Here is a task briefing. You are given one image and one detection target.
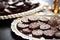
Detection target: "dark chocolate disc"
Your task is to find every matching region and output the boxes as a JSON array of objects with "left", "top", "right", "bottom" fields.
[
  {"left": 17, "top": 23, "right": 29, "bottom": 29},
  {"left": 48, "top": 19, "right": 58, "bottom": 27},
  {"left": 28, "top": 16, "right": 38, "bottom": 22},
  {"left": 43, "top": 30, "right": 56, "bottom": 39},
  {"left": 32, "top": 30, "right": 43, "bottom": 38},
  {"left": 29, "top": 22, "right": 39, "bottom": 29},
  {"left": 57, "top": 19, "right": 60, "bottom": 25},
  {"left": 22, "top": 28, "right": 32, "bottom": 34},
  {"left": 40, "top": 24, "right": 51, "bottom": 30},
  {"left": 21, "top": 17, "right": 29, "bottom": 24},
  {"left": 55, "top": 32, "right": 60, "bottom": 38},
  {"left": 38, "top": 17, "right": 49, "bottom": 23}
]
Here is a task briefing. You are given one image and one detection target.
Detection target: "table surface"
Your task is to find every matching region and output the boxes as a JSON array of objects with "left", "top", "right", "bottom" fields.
[{"left": 0, "top": 0, "right": 60, "bottom": 40}]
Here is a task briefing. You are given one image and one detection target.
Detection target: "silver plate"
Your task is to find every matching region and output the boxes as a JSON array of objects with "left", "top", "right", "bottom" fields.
[{"left": 11, "top": 12, "right": 60, "bottom": 40}]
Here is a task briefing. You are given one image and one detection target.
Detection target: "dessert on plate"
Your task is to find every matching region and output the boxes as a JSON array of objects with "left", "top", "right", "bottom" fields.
[
  {"left": 11, "top": 15, "right": 60, "bottom": 39},
  {"left": 0, "top": 0, "right": 39, "bottom": 15}
]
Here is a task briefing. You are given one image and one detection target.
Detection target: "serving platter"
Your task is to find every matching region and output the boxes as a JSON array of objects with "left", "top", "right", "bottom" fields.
[
  {"left": 11, "top": 12, "right": 60, "bottom": 40},
  {"left": 0, "top": 0, "right": 48, "bottom": 20}
]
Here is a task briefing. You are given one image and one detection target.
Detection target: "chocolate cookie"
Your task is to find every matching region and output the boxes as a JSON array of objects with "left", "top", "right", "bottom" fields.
[
  {"left": 40, "top": 24, "right": 51, "bottom": 30},
  {"left": 0, "top": 0, "right": 39, "bottom": 15},
  {"left": 57, "top": 19, "right": 60, "bottom": 25},
  {"left": 51, "top": 27, "right": 58, "bottom": 31},
  {"left": 55, "top": 32, "right": 60, "bottom": 38},
  {"left": 38, "top": 17, "right": 49, "bottom": 23},
  {"left": 56, "top": 25, "right": 60, "bottom": 31},
  {"left": 15, "top": 2, "right": 24, "bottom": 7},
  {"left": 43, "top": 30, "right": 56, "bottom": 39},
  {"left": 22, "top": 28, "right": 32, "bottom": 34},
  {"left": 37, "top": 21, "right": 46, "bottom": 26},
  {"left": 17, "top": 23, "right": 29, "bottom": 29},
  {"left": 21, "top": 17, "right": 29, "bottom": 24},
  {"left": 32, "top": 30, "right": 43, "bottom": 38},
  {"left": 28, "top": 16, "right": 38, "bottom": 22},
  {"left": 29, "top": 22, "right": 39, "bottom": 29},
  {"left": 48, "top": 19, "right": 58, "bottom": 27}
]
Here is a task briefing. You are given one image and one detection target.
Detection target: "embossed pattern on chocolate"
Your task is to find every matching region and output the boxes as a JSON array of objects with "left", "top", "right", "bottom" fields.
[{"left": 32, "top": 30, "right": 43, "bottom": 38}]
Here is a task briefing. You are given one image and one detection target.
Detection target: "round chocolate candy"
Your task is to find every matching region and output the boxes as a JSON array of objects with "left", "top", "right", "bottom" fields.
[
  {"left": 55, "top": 32, "right": 60, "bottom": 38},
  {"left": 40, "top": 24, "right": 51, "bottom": 30},
  {"left": 29, "top": 22, "right": 39, "bottom": 29},
  {"left": 21, "top": 17, "right": 29, "bottom": 24},
  {"left": 17, "top": 23, "right": 29, "bottom": 29},
  {"left": 48, "top": 19, "right": 58, "bottom": 27},
  {"left": 15, "top": 2, "right": 24, "bottom": 7},
  {"left": 32, "top": 30, "right": 43, "bottom": 38},
  {"left": 57, "top": 19, "right": 60, "bottom": 25},
  {"left": 51, "top": 27, "right": 58, "bottom": 31},
  {"left": 37, "top": 21, "right": 46, "bottom": 26},
  {"left": 43, "top": 30, "right": 56, "bottom": 39},
  {"left": 28, "top": 16, "right": 38, "bottom": 22},
  {"left": 38, "top": 17, "right": 49, "bottom": 23},
  {"left": 56, "top": 25, "right": 60, "bottom": 31},
  {"left": 0, "top": 1, "right": 6, "bottom": 12},
  {"left": 22, "top": 28, "right": 32, "bottom": 34}
]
